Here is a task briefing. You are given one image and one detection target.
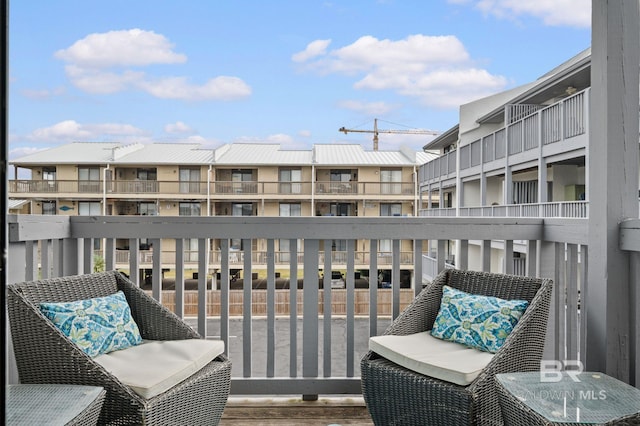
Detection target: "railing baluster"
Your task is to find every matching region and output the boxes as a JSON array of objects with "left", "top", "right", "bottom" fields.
[
  {"left": 242, "top": 239, "right": 252, "bottom": 378},
  {"left": 267, "top": 239, "right": 276, "bottom": 378},
  {"left": 323, "top": 239, "right": 332, "bottom": 378},
  {"left": 152, "top": 238, "right": 162, "bottom": 302},
  {"left": 220, "top": 239, "right": 230, "bottom": 356},
  {"left": 129, "top": 238, "right": 140, "bottom": 286},
  {"left": 82, "top": 238, "right": 92, "bottom": 275},
  {"left": 392, "top": 239, "right": 401, "bottom": 319},
  {"left": 346, "top": 239, "right": 355, "bottom": 377},
  {"left": 303, "top": 239, "right": 320, "bottom": 400},
  {"left": 566, "top": 244, "right": 579, "bottom": 361},
  {"left": 289, "top": 239, "right": 298, "bottom": 377},
  {"left": 414, "top": 239, "right": 423, "bottom": 296},
  {"left": 369, "top": 239, "right": 378, "bottom": 337},
  {"left": 175, "top": 238, "right": 184, "bottom": 319}
]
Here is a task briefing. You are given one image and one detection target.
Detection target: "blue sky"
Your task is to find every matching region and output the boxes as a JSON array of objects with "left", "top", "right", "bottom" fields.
[{"left": 8, "top": 0, "right": 591, "bottom": 159}]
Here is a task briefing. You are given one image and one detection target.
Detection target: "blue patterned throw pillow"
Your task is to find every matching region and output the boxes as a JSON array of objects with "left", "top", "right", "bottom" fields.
[
  {"left": 40, "top": 291, "right": 142, "bottom": 357},
  {"left": 431, "top": 285, "right": 529, "bottom": 353}
]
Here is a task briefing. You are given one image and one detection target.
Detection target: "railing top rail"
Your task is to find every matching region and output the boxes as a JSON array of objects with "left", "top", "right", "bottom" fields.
[{"left": 8, "top": 214, "right": 588, "bottom": 245}]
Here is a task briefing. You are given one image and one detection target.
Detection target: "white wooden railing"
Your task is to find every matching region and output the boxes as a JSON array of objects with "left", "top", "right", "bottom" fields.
[
  {"left": 7, "top": 215, "right": 639, "bottom": 395},
  {"left": 420, "top": 201, "right": 589, "bottom": 218}
]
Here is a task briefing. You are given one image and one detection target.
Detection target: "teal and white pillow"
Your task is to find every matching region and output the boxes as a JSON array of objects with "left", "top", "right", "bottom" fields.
[
  {"left": 40, "top": 291, "right": 142, "bottom": 357},
  {"left": 430, "top": 285, "right": 529, "bottom": 353}
]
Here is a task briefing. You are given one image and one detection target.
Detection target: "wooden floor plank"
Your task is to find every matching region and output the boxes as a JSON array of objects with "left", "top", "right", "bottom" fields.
[{"left": 220, "top": 397, "right": 374, "bottom": 426}]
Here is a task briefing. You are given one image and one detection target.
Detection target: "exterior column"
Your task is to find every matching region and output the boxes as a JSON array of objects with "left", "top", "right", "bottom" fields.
[
  {"left": 504, "top": 166, "right": 513, "bottom": 205},
  {"left": 587, "top": 0, "right": 639, "bottom": 382}
]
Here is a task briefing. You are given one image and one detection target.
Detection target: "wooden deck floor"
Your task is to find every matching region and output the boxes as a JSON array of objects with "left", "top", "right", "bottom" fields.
[{"left": 220, "top": 397, "right": 374, "bottom": 426}]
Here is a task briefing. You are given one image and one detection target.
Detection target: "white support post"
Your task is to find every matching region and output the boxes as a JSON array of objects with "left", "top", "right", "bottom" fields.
[{"left": 587, "top": 0, "right": 639, "bottom": 382}]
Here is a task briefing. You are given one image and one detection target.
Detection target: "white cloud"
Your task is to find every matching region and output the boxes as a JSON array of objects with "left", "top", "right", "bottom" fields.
[
  {"left": 54, "top": 29, "right": 187, "bottom": 68},
  {"left": 27, "top": 120, "right": 148, "bottom": 142},
  {"left": 164, "top": 121, "right": 195, "bottom": 134},
  {"left": 337, "top": 100, "right": 395, "bottom": 116},
  {"left": 295, "top": 34, "right": 507, "bottom": 108},
  {"left": 55, "top": 29, "right": 252, "bottom": 101},
  {"left": 139, "top": 76, "right": 251, "bottom": 100},
  {"left": 64, "top": 65, "right": 144, "bottom": 94},
  {"left": 463, "top": 0, "right": 591, "bottom": 28},
  {"left": 266, "top": 133, "right": 296, "bottom": 145},
  {"left": 292, "top": 39, "right": 332, "bottom": 62},
  {"left": 298, "top": 130, "right": 312, "bottom": 138},
  {"left": 21, "top": 86, "right": 66, "bottom": 99}
]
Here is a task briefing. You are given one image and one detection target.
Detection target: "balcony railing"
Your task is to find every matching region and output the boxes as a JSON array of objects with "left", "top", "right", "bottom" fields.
[
  {"left": 7, "top": 214, "right": 640, "bottom": 396},
  {"left": 8, "top": 180, "right": 417, "bottom": 198},
  {"left": 419, "top": 89, "right": 589, "bottom": 184},
  {"left": 420, "top": 201, "right": 589, "bottom": 218},
  {"left": 112, "top": 248, "right": 416, "bottom": 269}
]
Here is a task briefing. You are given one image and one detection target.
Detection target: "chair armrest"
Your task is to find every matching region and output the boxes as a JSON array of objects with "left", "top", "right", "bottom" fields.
[{"left": 114, "top": 272, "right": 200, "bottom": 340}]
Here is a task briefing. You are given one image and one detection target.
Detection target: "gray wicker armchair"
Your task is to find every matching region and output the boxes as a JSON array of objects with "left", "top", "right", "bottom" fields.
[
  {"left": 361, "top": 269, "right": 553, "bottom": 426},
  {"left": 7, "top": 270, "right": 232, "bottom": 425}
]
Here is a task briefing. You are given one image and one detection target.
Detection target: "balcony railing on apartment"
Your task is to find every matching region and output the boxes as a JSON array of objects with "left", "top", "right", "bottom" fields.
[
  {"left": 419, "top": 88, "right": 589, "bottom": 184},
  {"left": 111, "top": 249, "right": 415, "bottom": 269},
  {"left": 420, "top": 201, "right": 589, "bottom": 218},
  {"left": 8, "top": 180, "right": 417, "bottom": 198},
  {"left": 9, "top": 214, "right": 639, "bottom": 395}
]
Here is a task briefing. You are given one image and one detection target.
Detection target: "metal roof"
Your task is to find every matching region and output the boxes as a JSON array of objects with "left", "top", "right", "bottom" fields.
[
  {"left": 313, "top": 144, "right": 435, "bottom": 166},
  {"left": 115, "top": 143, "right": 213, "bottom": 164},
  {"left": 213, "top": 143, "right": 312, "bottom": 165},
  {"left": 10, "top": 141, "right": 434, "bottom": 167},
  {"left": 10, "top": 142, "right": 122, "bottom": 165}
]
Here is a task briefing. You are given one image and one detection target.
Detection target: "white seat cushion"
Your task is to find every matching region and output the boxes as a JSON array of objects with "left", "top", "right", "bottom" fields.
[
  {"left": 369, "top": 331, "right": 494, "bottom": 386},
  {"left": 94, "top": 339, "right": 225, "bottom": 399}
]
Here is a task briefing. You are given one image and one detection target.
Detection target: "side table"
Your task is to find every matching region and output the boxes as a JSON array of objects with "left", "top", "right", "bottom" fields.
[
  {"left": 495, "top": 372, "right": 640, "bottom": 425},
  {"left": 6, "top": 384, "right": 106, "bottom": 426}
]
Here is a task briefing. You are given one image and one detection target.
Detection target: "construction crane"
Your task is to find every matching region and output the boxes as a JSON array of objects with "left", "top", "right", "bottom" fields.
[{"left": 339, "top": 118, "right": 439, "bottom": 151}]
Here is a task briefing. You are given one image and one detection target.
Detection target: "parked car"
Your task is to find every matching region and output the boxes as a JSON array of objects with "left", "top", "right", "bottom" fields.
[{"left": 330, "top": 271, "right": 346, "bottom": 289}]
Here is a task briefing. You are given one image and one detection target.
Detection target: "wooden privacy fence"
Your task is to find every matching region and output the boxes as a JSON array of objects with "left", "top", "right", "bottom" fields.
[{"left": 153, "top": 288, "right": 415, "bottom": 317}]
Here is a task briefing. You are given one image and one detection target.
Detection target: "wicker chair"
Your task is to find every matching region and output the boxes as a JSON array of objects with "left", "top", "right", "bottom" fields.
[
  {"left": 7, "top": 270, "right": 232, "bottom": 425},
  {"left": 361, "top": 269, "right": 553, "bottom": 426}
]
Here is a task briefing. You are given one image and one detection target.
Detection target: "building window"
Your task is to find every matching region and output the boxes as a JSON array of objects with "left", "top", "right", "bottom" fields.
[
  {"left": 380, "top": 169, "right": 401, "bottom": 194},
  {"left": 137, "top": 168, "right": 157, "bottom": 180},
  {"left": 42, "top": 200, "right": 56, "bottom": 215},
  {"left": 330, "top": 203, "right": 352, "bottom": 216},
  {"left": 138, "top": 202, "right": 157, "bottom": 216},
  {"left": 380, "top": 203, "right": 402, "bottom": 216},
  {"left": 78, "top": 202, "right": 101, "bottom": 216},
  {"left": 78, "top": 167, "right": 100, "bottom": 192},
  {"left": 231, "top": 169, "right": 255, "bottom": 193},
  {"left": 279, "top": 169, "right": 302, "bottom": 194},
  {"left": 330, "top": 169, "right": 353, "bottom": 193},
  {"left": 279, "top": 203, "right": 301, "bottom": 217},
  {"left": 179, "top": 202, "right": 201, "bottom": 216},
  {"left": 179, "top": 168, "right": 201, "bottom": 194},
  {"left": 41, "top": 167, "right": 57, "bottom": 192},
  {"left": 42, "top": 167, "right": 56, "bottom": 181}
]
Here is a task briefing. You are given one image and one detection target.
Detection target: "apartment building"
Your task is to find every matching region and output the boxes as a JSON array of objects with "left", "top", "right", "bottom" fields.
[
  {"left": 417, "top": 47, "right": 640, "bottom": 276},
  {"left": 9, "top": 142, "right": 436, "bottom": 286}
]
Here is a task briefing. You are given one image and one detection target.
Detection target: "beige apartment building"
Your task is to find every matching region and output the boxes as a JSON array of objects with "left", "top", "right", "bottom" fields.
[{"left": 9, "top": 142, "right": 436, "bottom": 286}]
